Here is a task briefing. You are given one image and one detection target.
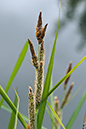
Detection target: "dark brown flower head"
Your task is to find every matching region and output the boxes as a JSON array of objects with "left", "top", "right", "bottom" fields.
[
  {"left": 28, "top": 39, "right": 35, "bottom": 57},
  {"left": 35, "top": 11, "right": 48, "bottom": 44}
]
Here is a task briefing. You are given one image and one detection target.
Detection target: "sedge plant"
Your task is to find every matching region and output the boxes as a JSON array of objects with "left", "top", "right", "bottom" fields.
[{"left": 0, "top": 1, "right": 86, "bottom": 129}]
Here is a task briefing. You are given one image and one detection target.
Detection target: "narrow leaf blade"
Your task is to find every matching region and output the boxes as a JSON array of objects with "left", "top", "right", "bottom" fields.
[
  {"left": 0, "top": 40, "right": 29, "bottom": 107},
  {"left": 14, "top": 89, "right": 20, "bottom": 129},
  {"left": 8, "top": 89, "right": 18, "bottom": 129},
  {"left": 47, "top": 101, "right": 66, "bottom": 129},
  {"left": 50, "top": 78, "right": 54, "bottom": 129},
  {"left": 1, "top": 104, "right": 29, "bottom": 122},
  {"left": 48, "top": 56, "right": 86, "bottom": 97},
  {"left": 66, "top": 90, "right": 86, "bottom": 129},
  {"left": 0, "top": 85, "right": 27, "bottom": 128}
]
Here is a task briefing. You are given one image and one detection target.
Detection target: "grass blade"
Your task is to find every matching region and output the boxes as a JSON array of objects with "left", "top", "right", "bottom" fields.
[
  {"left": 48, "top": 56, "right": 86, "bottom": 97},
  {"left": 1, "top": 104, "right": 29, "bottom": 122},
  {"left": 46, "top": 106, "right": 55, "bottom": 126},
  {"left": 0, "top": 40, "right": 29, "bottom": 107},
  {"left": 0, "top": 85, "right": 27, "bottom": 128},
  {"left": 1, "top": 103, "right": 48, "bottom": 129},
  {"left": 14, "top": 89, "right": 20, "bottom": 129},
  {"left": 47, "top": 101, "right": 66, "bottom": 129},
  {"left": 37, "top": 1, "right": 61, "bottom": 129},
  {"left": 50, "top": 78, "right": 54, "bottom": 129},
  {"left": 8, "top": 89, "right": 18, "bottom": 129},
  {"left": 66, "top": 90, "right": 86, "bottom": 129}
]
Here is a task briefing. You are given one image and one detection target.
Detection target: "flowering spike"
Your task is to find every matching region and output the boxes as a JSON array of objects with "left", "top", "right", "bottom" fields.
[
  {"left": 28, "top": 39, "right": 38, "bottom": 69},
  {"left": 61, "top": 82, "right": 74, "bottom": 109},
  {"left": 41, "top": 23, "right": 48, "bottom": 41},
  {"left": 28, "top": 86, "right": 35, "bottom": 129},
  {"left": 28, "top": 39, "right": 35, "bottom": 57},
  {"left": 35, "top": 61, "right": 44, "bottom": 107},
  {"left": 64, "top": 61, "right": 72, "bottom": 89},
  {"left": 36, "top": 11, "right": 42, "bottom": 31}
]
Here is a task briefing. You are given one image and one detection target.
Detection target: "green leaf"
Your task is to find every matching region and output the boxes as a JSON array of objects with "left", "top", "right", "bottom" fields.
[
  {"left": 46, "top": 106, "right": 55, "bottom": 126},
  {"left": 1, "top": 103, "right": 48, "bottom": 129},
  {"left": 14, "top": 89, "right": 20, "bottom": 129},
  {"left": 0, "top": 85, "right": 27, "bottom": 128},
  {"left": 37, "top": 1, "right": 61, "bottom": 129},
  {"left": 47, "top": 101, "right": 66, "bottom": 129},
  {"left": 66, "top": 90, "right": 86, "bottom": 129},
  {"left": 0, "top": 40, "right": 29, "bottom": 107},
  {"left": 1, "top": 104, "right": 29, "bottom": 122},
  {"left": 8, "top": 89, "right": 18, "bottom": 129},
  {"left": 48, "top": 56, "right": 86, "bottom": 97},
  {"left": 50, "top": 78, "right": 54, "bottom": 129}
]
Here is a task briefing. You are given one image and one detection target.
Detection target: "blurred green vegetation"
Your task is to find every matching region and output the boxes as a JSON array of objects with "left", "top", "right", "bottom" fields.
[{"left": 55, "top": 0, "right": 86, "bottom": 50}]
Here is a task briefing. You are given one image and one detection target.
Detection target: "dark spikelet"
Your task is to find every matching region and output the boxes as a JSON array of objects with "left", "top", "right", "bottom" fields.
[
  {"left": 32, "top": 56, "right": 38, "bottom": 69},
  {"left": 28, "top": 39, "right": 35, "bottom": 57},
  {"left": 28, "top": 39, "right": 38, "bottom": 69},
  {"left": 41, "top": 23, "right": 48, "bottom": 40},
  {"left": 64, "top": 61, "right": 72, "bottom": 89},
  {"left": 35, "top": 11, "right": 48, "bottom": 44},
  {"left": 36, "top": 11, "right": 42, "bottom": 31},
  {"left": 61, "top": 82, "right": 74, "bottom": 109}
]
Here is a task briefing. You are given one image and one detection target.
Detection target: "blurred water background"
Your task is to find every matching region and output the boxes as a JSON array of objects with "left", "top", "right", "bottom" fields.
[{"left": 0, "top": 0, "right": 86, "bottom": 129}]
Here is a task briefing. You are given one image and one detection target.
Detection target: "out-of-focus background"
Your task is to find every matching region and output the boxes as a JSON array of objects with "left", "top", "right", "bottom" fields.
[{"left": 0, "top": 0, "right": 86, "bottom": 129}]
